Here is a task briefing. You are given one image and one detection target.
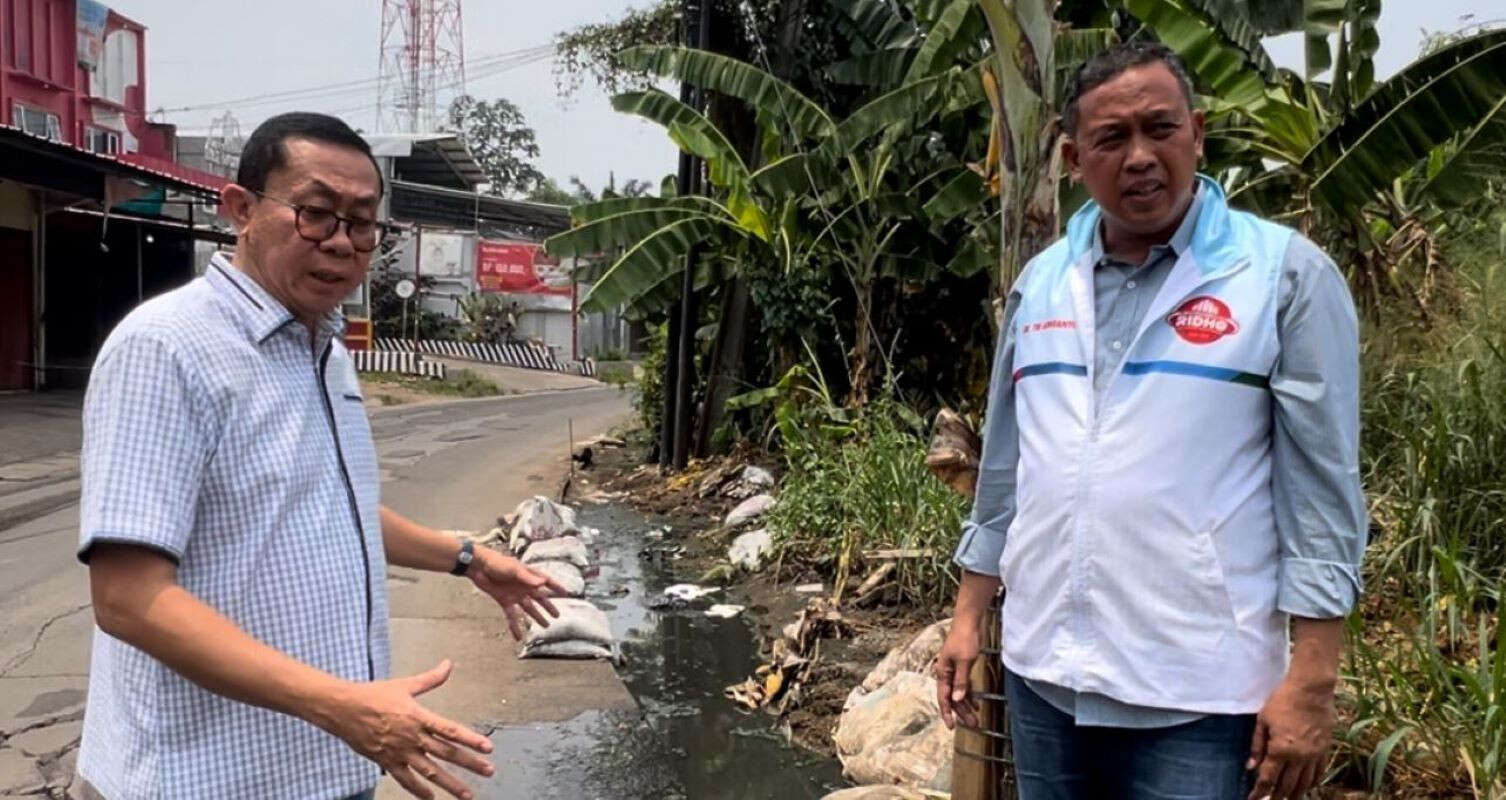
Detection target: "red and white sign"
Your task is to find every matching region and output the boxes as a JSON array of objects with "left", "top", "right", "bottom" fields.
[
  {"left": 475, "top": 240, "right": 570, "bottom": 295},
  {"left": 1167, "top": 296, "right": 1239, "bottom": 344}
]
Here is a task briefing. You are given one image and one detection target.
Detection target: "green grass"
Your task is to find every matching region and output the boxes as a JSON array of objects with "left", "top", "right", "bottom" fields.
[
  {"left": 362, "top": 368, "right": 504, "bottom": 399},
  {"left": 768, "top": 397, "right": 968, "bottom": 609},
  {"left": 597, "top": 362, "right": 637, "bottom": 388}
]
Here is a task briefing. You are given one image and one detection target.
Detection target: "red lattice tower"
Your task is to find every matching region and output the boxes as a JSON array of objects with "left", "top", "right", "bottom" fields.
[{"left": 377, "top": 0, "right": 465, "bottom": 133}]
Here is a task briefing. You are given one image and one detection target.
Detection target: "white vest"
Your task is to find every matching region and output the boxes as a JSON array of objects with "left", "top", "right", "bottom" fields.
[{"left": 1001, "top": 177, "right": 1292, "bottom": 713}]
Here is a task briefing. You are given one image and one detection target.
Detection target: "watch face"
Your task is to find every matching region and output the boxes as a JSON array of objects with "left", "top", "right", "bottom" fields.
[{"left": 459, "top": 550, "right": 474, "bottom": 564}]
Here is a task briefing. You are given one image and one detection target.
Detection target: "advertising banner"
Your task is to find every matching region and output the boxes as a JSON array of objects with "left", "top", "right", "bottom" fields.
[{"left": 476, "top": 239, "right": 570, "bottom": 295}]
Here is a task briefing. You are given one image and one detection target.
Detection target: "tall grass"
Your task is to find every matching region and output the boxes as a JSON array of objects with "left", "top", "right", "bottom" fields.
[
  {"left": 768, "top": 397, "right": 968, "bottom": 608},
  {"left": 1338, "top": 226, "right": 1506, "bottom": 797}
]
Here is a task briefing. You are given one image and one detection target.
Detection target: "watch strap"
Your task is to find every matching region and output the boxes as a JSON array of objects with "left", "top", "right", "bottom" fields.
[{"left": 449, "top": 538, "right": 475, "bottom": 576}]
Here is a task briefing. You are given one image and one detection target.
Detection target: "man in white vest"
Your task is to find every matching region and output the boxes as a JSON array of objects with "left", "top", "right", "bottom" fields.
[{"left": 935, "top": 43, "right": 1365, "bottom": 800}]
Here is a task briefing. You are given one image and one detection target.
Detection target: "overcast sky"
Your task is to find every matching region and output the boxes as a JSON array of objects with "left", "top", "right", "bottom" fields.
[{"left": 112, "top": 0, "right": 1494, "bottom": 196}]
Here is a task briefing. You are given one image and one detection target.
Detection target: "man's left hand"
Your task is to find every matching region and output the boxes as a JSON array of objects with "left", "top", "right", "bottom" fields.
[
  {"left": 467, "top": 549, "right": 566, "bottom": 640},
  {"left": 1246, "top": 674, "right": 1336, "bottom": 800}
]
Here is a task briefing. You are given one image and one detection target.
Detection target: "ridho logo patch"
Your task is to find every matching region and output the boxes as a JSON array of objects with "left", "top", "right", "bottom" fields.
[{"left": 1167, "top": 296, "right": 1239, "bottom": 344}]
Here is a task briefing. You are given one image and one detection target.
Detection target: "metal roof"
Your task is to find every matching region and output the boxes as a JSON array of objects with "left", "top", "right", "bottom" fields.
[
  {"left": 364, "top": 133, "right": 486, "bottom": 191},
  {"left": 388, "top": 179, "right": 569, "bottom": 236},
  {"left": 0, "top": 124, "right": 226, "bottom": 198}
]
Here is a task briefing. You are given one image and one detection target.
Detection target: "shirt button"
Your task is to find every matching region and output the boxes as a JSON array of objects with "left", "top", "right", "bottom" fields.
[
  {"left": 1126, "top": 280, "right": 1137, "bottom": 289},
  {"left": 1111, "top": 340, "right": 1123, "bottom": 351}
]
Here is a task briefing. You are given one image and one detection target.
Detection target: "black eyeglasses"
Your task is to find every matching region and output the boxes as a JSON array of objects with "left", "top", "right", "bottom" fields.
[{"left": 253, "top": 191, "right": 390, "bottom": 253}]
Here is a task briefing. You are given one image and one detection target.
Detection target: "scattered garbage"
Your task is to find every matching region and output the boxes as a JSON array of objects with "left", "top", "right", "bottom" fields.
[
  {"left": 519, "top": 598, "right": 618, "bottom": 661},
  {"left": 530, "top": 560, "right": 586, "bottom": 598},
  {"left": 724, "top": 597, "right": 851, "bottom": 714},
  {"left": 741, "top": 465, "right": 775, "bottom": 488},
  {"left": 705, "top": 604, "right": 745, "bottom": 619},
  {"left": 795, "top": 583, "right": 825, "bottom": 594},
  {"left": 581, "top": 435, "right": 627, "bottom": 449},
  {"left": 644, "top": 524, "right": 671, "bottom": 541},
  {"left": 724, "top": 493, "right": 776, "bottom": 528},
  {"left": 835, "top": 670, "right": 952, "bottom": 790},
  {"left": 520, "top": 535, "right": 590, "bottom": 569},
  {"left": 724, "top": 643, "right": 809, "bottom": 712},
  {"left": 580, "top": 489, "right": 629, "bottom": 505},
  {"left": 664, "top": 583, "right": 722, "bottom": 602},
  {"left": 728, "top": 528, "right": 773, "bottom": 570}
]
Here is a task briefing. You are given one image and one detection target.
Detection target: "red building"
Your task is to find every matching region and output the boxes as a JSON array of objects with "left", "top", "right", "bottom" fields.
[{"left": 0, "top": 0, "right": 227, "bottom": 391}]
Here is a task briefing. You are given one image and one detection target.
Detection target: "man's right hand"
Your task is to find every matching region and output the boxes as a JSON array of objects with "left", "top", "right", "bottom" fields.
[
  {"left": 316, "top": 660, "right": 494, "bottom": 800},
  {"left": 935, "top": 621, "right": 982, "bottom": 730}
]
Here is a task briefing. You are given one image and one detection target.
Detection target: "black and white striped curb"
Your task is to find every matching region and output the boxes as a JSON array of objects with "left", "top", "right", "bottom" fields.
[
  {"left": 350, "top": 350, "right": 447, "bottom": 380},
  {"left": 372, "top": 338, "right": 597, "bottom": 377}
]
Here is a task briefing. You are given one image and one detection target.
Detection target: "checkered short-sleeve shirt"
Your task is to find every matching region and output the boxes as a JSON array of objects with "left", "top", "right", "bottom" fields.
[{"left": 77, "top": 253, "right": 390, "bottom": 799}]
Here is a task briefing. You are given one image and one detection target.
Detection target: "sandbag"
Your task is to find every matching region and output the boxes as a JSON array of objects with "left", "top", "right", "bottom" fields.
[
  {"left": 521, "top": 536, "right": 589, "bottom": 569},
  {"left": 835, "top": 670, "right": 952, "bottom": 790},
  {"left": 524, "top": 640, "right": 615, "bottom": 660},
  {"left": 725, "top": 494, "right": 775, "bottom": 528},
  {"left": 519, "top": 599, "right": 616, "bottom": 661},
  {"left": 728, "top": 528, "right": 772, "bottom": 570},
  {"left": 821, "top": 788, "right": 931, "bottom": 800},
  {"left": 861, "top": 619, "right": 951, "bottom": 694},
  {"left": 530, "top": 560, "right": 586, "bottom": 598},
  {"left": 508, "top": 496, "right": 581, "bottom": 553}
]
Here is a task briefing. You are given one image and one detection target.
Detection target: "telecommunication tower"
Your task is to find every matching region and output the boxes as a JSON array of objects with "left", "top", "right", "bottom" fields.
[{"left": 376, "top": 0, "right": 466, "bottom": 133}]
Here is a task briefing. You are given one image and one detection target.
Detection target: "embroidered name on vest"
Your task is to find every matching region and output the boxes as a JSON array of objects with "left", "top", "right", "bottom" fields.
[
  {"left": 1023, "top": 319, "right": 1077, "bottom": 334},
  {"left": 1167, "top": 296, "right": 1239, "bottom": 344}
]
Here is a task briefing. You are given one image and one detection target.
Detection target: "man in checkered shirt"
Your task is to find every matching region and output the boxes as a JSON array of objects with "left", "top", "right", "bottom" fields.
[{"left": 76, "top": 112, "right": 566, "bottom": 800}]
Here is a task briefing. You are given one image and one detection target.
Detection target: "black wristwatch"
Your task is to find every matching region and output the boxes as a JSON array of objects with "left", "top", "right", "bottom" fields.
[{"left": 450, "top": 538, "right": 475, "bottom": 576}]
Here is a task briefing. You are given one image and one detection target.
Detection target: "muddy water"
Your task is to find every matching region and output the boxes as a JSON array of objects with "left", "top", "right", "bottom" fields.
[{"left": 478, "top": 503, "right": 846, "bottom": 799}]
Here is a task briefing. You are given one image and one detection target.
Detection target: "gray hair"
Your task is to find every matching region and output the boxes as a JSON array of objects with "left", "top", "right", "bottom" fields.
[{"left": 1062, "top": 41, "right": 1196, "bottom": 137}]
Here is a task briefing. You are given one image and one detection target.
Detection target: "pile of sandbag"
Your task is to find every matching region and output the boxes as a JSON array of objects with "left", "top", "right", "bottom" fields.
[
  {"left": 492, "top": 496, "right": 619, "bottom": 663},
  {"left": 833, "top": 620, "right": 954, "bottom": 792}
]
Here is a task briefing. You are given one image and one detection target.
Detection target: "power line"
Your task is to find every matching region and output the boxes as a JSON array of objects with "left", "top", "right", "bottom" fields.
[
  {"left": 153, "top": 44, "right": 552, "bottom": 116},
  {"left": 320, "top": 49, "right": 553, "bottom": 119}
]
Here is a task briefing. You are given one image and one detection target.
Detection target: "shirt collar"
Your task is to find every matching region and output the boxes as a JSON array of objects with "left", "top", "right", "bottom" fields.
[
  {"left": 1092, "top": 184, "right": 1205, "bottom": 267},
  {"left": 205, "top": 252, "right": 346, "bottom": 344}
]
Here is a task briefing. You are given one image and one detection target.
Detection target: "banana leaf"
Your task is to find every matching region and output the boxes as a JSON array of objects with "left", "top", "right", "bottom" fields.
[
  {"left": 580, "top": 216, "right": 731, "bottom": 313},
  {"left": 546, "top": 205, "right": 729, "bottom": 259},
  {"left": 1306, "top": 31, "right": 1506, "bottom": 212},
  {"left": 616, "top": 46, "right": 836, "bottom": 140}
]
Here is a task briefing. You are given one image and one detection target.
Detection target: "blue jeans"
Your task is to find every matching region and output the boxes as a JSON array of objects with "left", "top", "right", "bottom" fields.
[
  {"left": 1005, "top": 671, "right": 1256, "bottom": 800},
  {"left": 341, "top": 791, "right": 376, "bottom": 800}
]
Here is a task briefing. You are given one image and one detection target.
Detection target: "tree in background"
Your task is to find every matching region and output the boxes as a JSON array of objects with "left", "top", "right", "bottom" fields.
[
  {"left": 368, "top": 259, "right": 458, "bottom": 341},
  {"left": 446, "top": 95, "right": 547, "bottom": 196}
]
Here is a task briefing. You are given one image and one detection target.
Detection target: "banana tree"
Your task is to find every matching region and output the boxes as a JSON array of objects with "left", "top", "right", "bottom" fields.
[
  {"left": 548, "top": 43, "right": 968, "bottom": 404},
  {"left": 1123, "top": 0, "right": 1506, "bottom": 312}
]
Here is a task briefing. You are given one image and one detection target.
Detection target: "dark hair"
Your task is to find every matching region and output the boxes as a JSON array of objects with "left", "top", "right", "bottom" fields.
[
  {"left": 1062, "top": 42, "right": 1195, "bottom": 137},
  {"left": 236, "top": 112, "right": 383, "bottom": 196}
]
